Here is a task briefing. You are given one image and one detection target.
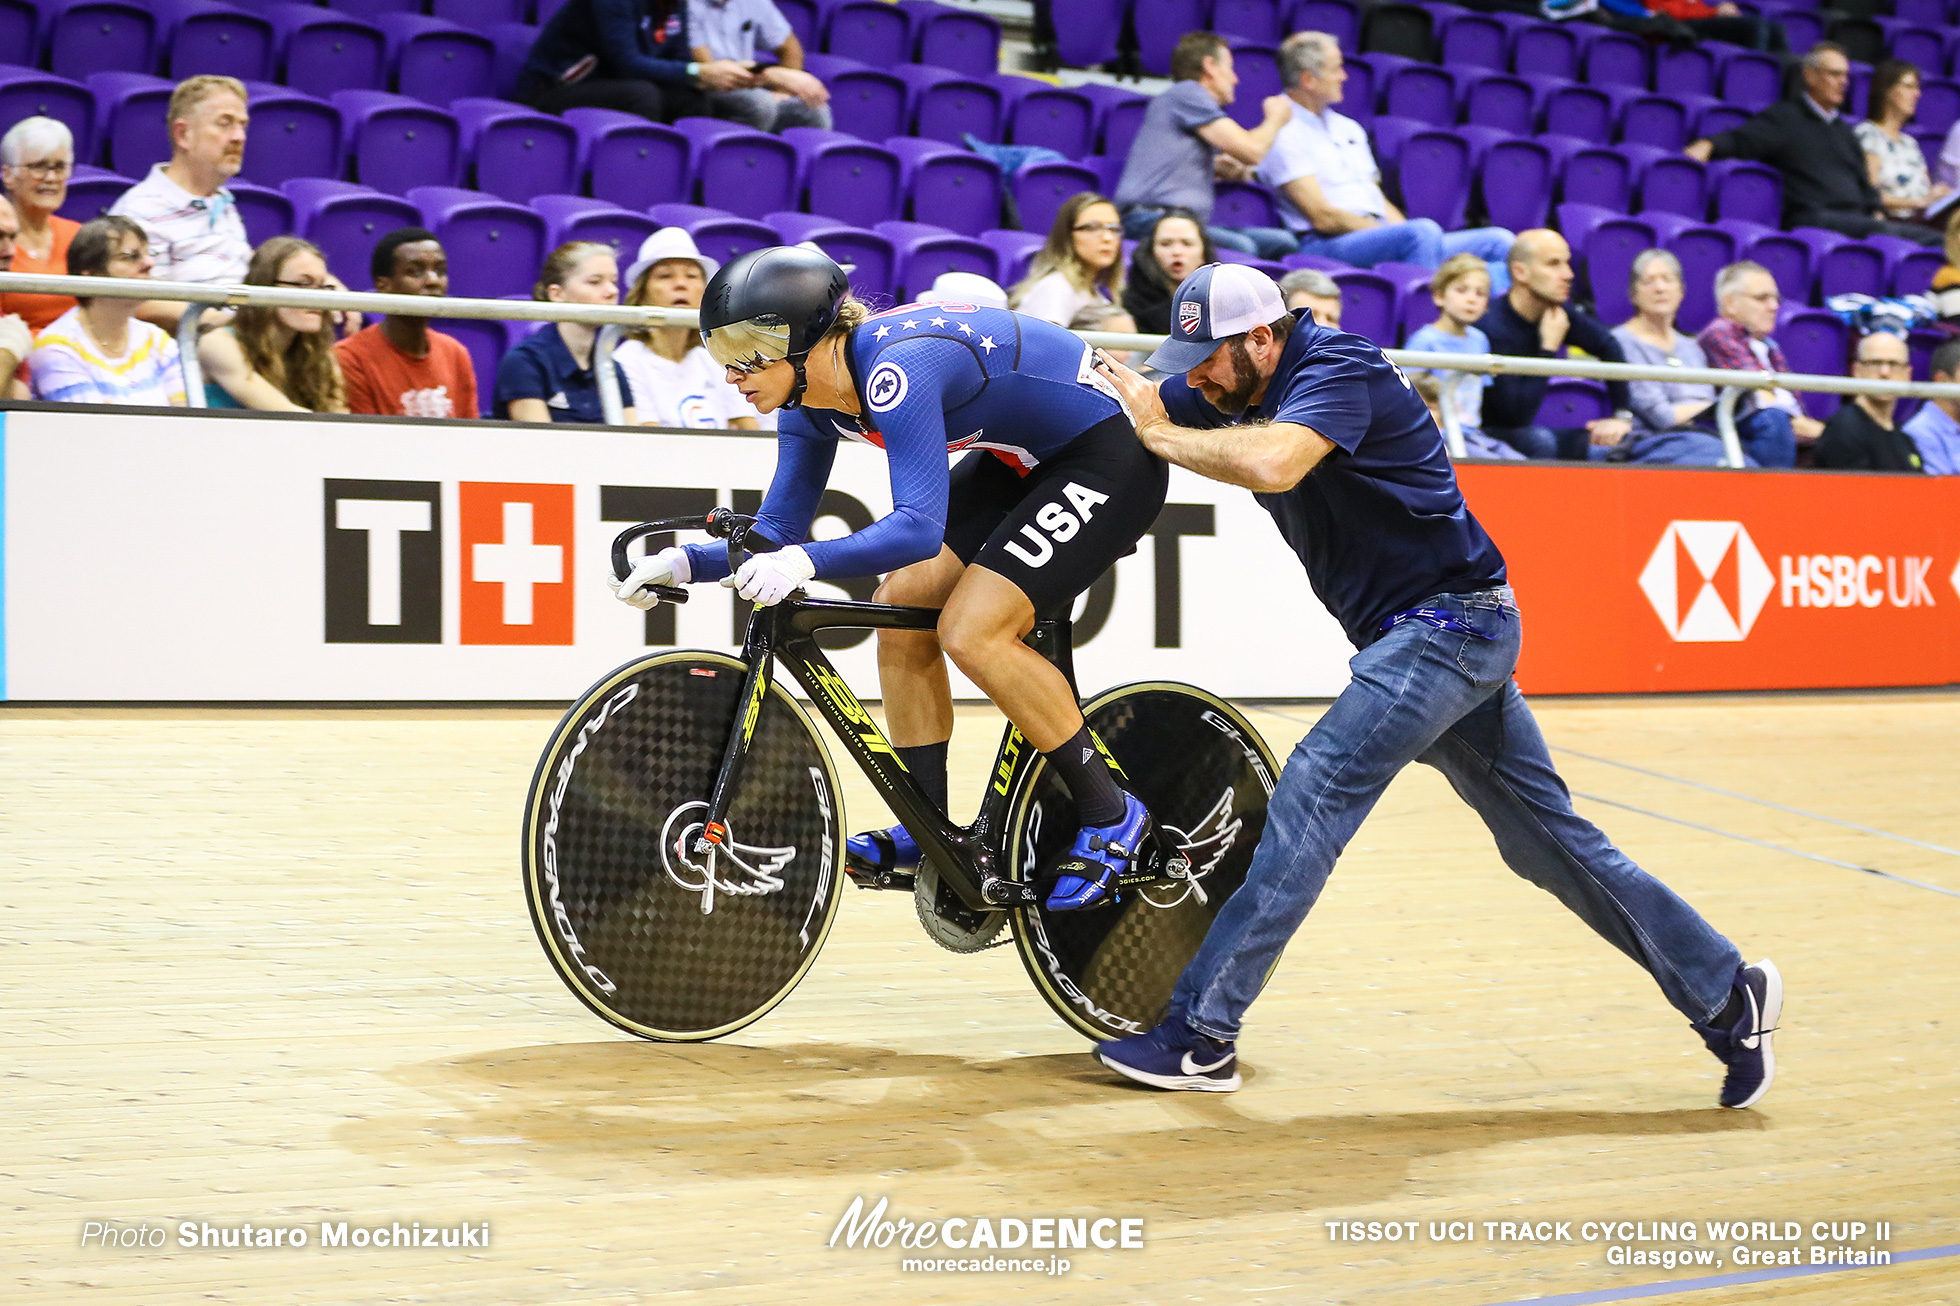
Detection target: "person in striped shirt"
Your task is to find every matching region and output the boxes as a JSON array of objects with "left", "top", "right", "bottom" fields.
[{"left": 28, "top": 216, "right": 186, "bottom": 407}]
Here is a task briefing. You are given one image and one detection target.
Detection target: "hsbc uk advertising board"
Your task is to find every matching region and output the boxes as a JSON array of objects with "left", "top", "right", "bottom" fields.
[{"left": 1458, "top": 463, "right": 1960, "bottom": 694}]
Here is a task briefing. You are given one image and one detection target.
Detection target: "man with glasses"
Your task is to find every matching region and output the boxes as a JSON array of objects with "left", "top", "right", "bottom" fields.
[
  {"left": 1697, "top": 262, "right": 1818, "bottom": 467},
  {"left": 1814, "top": 332, "right": 1923, "bottom": 470},
  {"left": 1685, "top": 43, "right": 1941, "bottom": 247}
]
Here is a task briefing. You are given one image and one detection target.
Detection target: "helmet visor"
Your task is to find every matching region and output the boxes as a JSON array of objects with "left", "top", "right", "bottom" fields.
[{"left": 700, "top": 313, "right": 792, "bottom": 374}]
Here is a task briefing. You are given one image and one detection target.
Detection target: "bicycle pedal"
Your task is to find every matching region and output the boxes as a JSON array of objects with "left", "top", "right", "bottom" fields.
[{"left": 844, "top": 859, "right": 916, "bottom": 893}]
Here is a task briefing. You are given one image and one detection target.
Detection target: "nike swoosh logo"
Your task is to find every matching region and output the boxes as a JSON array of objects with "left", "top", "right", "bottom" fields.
[
  {"left": 1181, "top": 1051, "right": 1232, "bottom": 1075},
  {"left": 1740, "top": 988, "right": 1761, "bottom": 1050}
]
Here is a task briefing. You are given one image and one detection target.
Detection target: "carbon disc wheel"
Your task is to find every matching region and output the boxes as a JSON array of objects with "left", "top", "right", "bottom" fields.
[
  {"left": 1005, "top": 684, "right": 1278, "bottom": 1042},
  {"left": 522, "top": 650, "right": 844, "bottom": 1041}
]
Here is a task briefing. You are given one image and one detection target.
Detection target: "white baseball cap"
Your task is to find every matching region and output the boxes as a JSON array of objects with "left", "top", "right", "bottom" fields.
[
  {"left": 1144, "top": 262, "right": 1288, "bottom": 372},
  {"left": 918, "top": 270, "right": 1009, "bottom": 311}
]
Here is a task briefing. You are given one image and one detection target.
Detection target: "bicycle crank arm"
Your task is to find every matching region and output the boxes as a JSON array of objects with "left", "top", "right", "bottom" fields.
[{"left": 980, "top": 874, "right": 1041, "bottom": 908}]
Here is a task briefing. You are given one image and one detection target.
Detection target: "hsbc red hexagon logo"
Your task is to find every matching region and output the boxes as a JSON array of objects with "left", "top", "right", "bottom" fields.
[{"left": 1638, "top": 521, "right": 1775, "bottom": 642}]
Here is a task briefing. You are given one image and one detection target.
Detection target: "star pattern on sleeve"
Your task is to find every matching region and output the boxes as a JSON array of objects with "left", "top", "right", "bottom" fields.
[
  {"left": 957, "top": 322, "right": 975, "bottom": 337},
  {"left": 873, "top": 325, "right": 891, "bottom": 340},
  {"left": 900, "top": 319, "right": 920, "bottom": 330},
  {"left": 928, "top": 316, "right": 948, "bottom": 328},
  {"left": 979, "top": 335, "right": 997, "bottom": 353}
]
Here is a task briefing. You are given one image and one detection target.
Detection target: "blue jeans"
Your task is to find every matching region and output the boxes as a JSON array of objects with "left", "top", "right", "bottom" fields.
[
  {"left": 1167, "top": 587, "right": 1743, "bottom": 1042},
  {"left": 1735, "top": 407, "right": 1798, "bottom": 468},
  {"left": 1292, "top": 219, "right": 1514, "bottom": 291},
  {"left": 1120, "top": 206, "right": 1298, "bottom": 261}
]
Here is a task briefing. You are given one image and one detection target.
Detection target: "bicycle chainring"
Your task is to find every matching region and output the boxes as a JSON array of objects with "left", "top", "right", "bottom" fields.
[{"left": 913, "top": 860, "right": 1010, "bottom": 953}]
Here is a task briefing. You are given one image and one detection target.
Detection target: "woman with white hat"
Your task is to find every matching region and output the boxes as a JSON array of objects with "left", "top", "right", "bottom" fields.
[{"left": 616, "top": 227, "right": 767, "bottom": 430}]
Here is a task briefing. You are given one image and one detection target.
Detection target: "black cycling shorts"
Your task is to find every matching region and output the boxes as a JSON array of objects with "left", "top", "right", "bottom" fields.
[{"left": 940, "top": 413, "right": 1168, "bottom": 613}]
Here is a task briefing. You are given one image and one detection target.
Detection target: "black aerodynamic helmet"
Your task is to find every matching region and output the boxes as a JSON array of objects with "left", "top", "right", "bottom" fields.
[{"left": 699, "top": 245, "right": 849, "bottom": 409}]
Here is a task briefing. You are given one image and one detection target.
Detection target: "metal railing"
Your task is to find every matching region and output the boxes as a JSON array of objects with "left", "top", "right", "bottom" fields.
[{"left": 4, "top": 272, "right": 1957, "bottom": 468}]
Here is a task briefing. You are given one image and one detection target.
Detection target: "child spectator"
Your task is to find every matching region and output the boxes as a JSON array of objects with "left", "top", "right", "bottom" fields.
[
  {"left": 29, "top": 216, "right": 185, "bottom": 407},
  {"left": 1404, "top": 253, "right": 1493, "bottom": 438},
  {"left": 613, "top": 228, "right": 759, "bottom": 429},
  {"left": 336, "top": 228, "right": 479, "bottom": 418},
  {"left": 496, "top": 242, "right": 636, "bottom": 424},
  {"left": 1010, "top": 193, "right": 1124, "bottom": 327},
  {"left": 198, "top": 236, "right": 348, "bottom": 412}
]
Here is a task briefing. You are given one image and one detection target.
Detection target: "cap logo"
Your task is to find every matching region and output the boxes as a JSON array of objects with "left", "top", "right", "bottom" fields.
[{"left": 1178, "top": 300, "right": 1203, "bottom": 335}]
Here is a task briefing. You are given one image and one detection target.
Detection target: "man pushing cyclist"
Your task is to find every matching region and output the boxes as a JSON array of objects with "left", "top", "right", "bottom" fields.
[{"left": 609, "top": 246, "right": 1167, "bottom": 911}]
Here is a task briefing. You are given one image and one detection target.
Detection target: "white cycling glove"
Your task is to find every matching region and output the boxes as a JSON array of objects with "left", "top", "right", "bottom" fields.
[
  {"left": 607, "top": 545, "right": 691, "bottom": 610},
  {"left": 722, "top": 545, "right": 816, "bottom": 606}
]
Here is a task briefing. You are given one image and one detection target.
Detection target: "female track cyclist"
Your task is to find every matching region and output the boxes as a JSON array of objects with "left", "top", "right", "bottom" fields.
[{"left": 608, "top": 245, "right": 1168, "bottom": 910}]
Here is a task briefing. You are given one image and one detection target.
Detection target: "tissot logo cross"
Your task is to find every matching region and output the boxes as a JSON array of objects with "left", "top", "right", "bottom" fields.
[{"left": 461, "top": 483, "right": 575, "bottom": 645}]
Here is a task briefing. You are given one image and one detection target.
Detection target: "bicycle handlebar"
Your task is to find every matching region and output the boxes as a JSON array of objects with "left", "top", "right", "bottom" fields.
[{"left": 609, "top": 508, "right": 761, "bottom": 604}]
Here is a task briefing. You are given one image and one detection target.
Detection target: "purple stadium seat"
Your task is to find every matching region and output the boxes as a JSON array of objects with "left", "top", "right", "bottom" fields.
[
  {"left": 901, "top": 1, "right": 1000, "bottom": 78},
  {"left": 1890, "top": 245, "right": 1945, "bottom": 297},
  {"left": 263, "top": 4, "right": 386, "bottom": 98},
  {"left": 1396, "top": 129, "right": 1471, "bottom": 229},
  {"left": 328, "top": 0, "right": 422, "bottom": 17},
  {"left": 448, "top": 98, "right": 578, "bottom": 204},
  {"left": 429, "top": 316, "right": 500, "bottom": 415},
  {"left": 1337, "top": 52, "right": 1376, "bottom": 124},
  {"left": 0, "top": 0, "right": 35, "bottom": 63},
  {"left": 1462, "top": 73, "right": 1533, "bottom": 136},
  {"left": 1289, "top": 0, "right": 1361, "bottom": 53},
  {"left": 57, "top": 166, "right": 133, "bottom": 222},
  {"left": 1095, "top": 89, "right": 1151, "bottom": 158},
  {"left": 1542, "top": 84, "right": 1612, "bottom": 143},
  {"left": 1049, "top": 0, "right": 1122, "bottom": 69},
  {"left": 1655, "top": 44, "right": 1714, "bottom": 99},
  {"left": 87, "top": 72, "right": 171, "bottom": 178},
  {"left": 1212, "top": 180, "right": 1281, "bottom": 229},
  {"left": 1888, "top": 26, "right": 1945, "bottom": 76},
  {"left": 884, "top": 135, "right": 1002, "bottom": 235},
  {"left": 1694, "top": 102, "right": 1750, "bottom": 141},
  {"left": 1664, "top": 223, "right": 1736, "bottom": 332},
  {"left": 0, "top": 66, "right": 96, "bottom": 163},
  {"left": 406, "top": 185, "right": 545, "bottom": 298},
  {"left": 563, "top": 108, "right": 690, "bottom": 211},
  {"left": 1012, "top": 160, "right": 1100, "bottom": 236},
  {"left": 1083, "top": 153, "right": 1125, "bottom": 196},
  {"left": 1508, "top": 20, "right": 1577, "bottom": 81},
  {"left": 1132, "top": 0, "right": 1205, "bottom": 77},
  {"left": 1620, "top": 95, "right": 1689, "bottom": 152},
  {"left": 1437, "top": 12, "right": 1506, "bottom": 71},
  {"left": 428, "top": 0, "right": 528, "bottom": 29},
  {"left": 649, "top": 203, "right": 779, "bottom": 265},
  {"left": 283, "top": 178, "right": 420, "bottom": 288},
  {"left": 1215, "top": 0, "right": 1283, "bottom": 44},
  {"left": 236, "top": 81, "right": 343, "bottom": 188},
  {"left": 990, "top": 75, "right": 1095, "bottom": 159},
  {"left": 776, "top": 0, "right": 820, "bottom": 51},
  {"left": 1328, "top": 270, "right": 1395, "bottom": 344},
  {"left": 892, "top": 63, "right": 1003, "bottom": 144},
  {"left": 1577, "top": 27, "right": 1650, "bottom": 91},
  {"left": 1776, "top": 310, "right": 1850, "bottom": 418},
  {"left": 372, "top": 13, "right": 495, "bottom": 106},
  {"left": 825, "top": 0, "right": 914, "bottom": 66},
  {"left": 1638, "top": 154, "right": 1708, "bottom": 219},
  {"left": 873, "top": 219, "right": 997, "bottom": 299},
  {"left": 782, "top": 126, "right": 902, "bottom": 227},
  {"left": 1381, "top": 63, "right": 1457, "bottom": 128},
  {"left": 1894, "top": 0, "right": 1949, "bottom": 23},
  {"left": 1791, "top": 227, "right": 1881, "bottom": 299},
  {"left": 769, "top": 211, "right": 899, "bottom": 297},
  {"left": 1534, "top": 379, "right": 1611, "bottom": 428},
  {"left": 1561, "top": 145, "right": 1635, "bottom": 213},
  {"left": 333, "top": 90, "right": 461, "bottom": 196},
  {"left": 483, "top": 22, "right": 539, "bottom": 101},
  {"left": 1736, "top": 228, "right": 1813, "bottom": 306},
  {"left": 673, "top": 117, "right": 799, "bottom": 218},
  {"left": 1777, "top": 11, "right": 1824, "bottom": 59},
  {"left": 1714, "top": 48, "right": 1781, "bottom": 113},
  {"left": 40, "top": 1, "right": 157, "bottom": 81},
  {"left": 1916, "top": 80, "right": 1960, "bottom": 138},
  {"left": 1215, "top": 247, "right": 1287, "bottom": 280},
  {"left": 152, "top": 0, "right": 274, "bottom": 82},
  {"left": 1474, "top": 135, "right": 1552, "bottom": 233},
  {"left": 1583, "top": 215, "right": 1657, "bottom": 325},
  {"left": 530, "top": 195, "right": 657, "bottom": 265},
  {"left": 1398, "top": 271, "right": 1441, "bottom": 343},
  {"left": 227, "top": 176, "right": 292, "bottom": 247},
  {"left": 1708, "top": 159, "right": 1781, "bottom": 227},
  {"left": 979, "top": 227, "right": 1044, "bottom": 286},
  {"left": 806, "top": 55, "right": 909, "bottom": 142},
  {"left": 1224, "top": 43, "right": 1282, "bottom": 131}
]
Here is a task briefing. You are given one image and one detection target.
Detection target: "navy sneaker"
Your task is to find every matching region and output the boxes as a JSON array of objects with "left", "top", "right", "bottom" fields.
[
  {"left": 1693, "top": 958, "right": 1783, "bottom": 1109},
  {"left": 1097, "top": 1019, "right": 1241, "bottom": 1092},
  {"left": 1045, "top": 791, "right": 1150, "bottom": 911}
]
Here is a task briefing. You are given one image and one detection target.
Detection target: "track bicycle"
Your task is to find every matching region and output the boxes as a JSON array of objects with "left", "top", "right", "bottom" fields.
[{"left": 522, "top": 509, "right": 1279, "bottom": 1042}]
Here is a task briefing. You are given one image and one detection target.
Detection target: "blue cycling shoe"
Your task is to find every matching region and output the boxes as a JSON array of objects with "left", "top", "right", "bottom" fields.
[
  {"left": 1045, "top": 791, "right": 1150, "bottom": 911},
  {"left": 845, "top": 824, "right": 922, "bottom": 890}
]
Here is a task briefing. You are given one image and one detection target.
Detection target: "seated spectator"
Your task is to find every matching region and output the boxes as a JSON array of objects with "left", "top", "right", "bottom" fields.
[
  {"left": 1814, "top": 332, "right": 1920, "bottom": 471},
  {"left": 1932, "top": 209, "right": 1960, "bottom": 325},
  {"left": 688, "top": 0, "right": 829, "bottom": 132},
  {"left": 1686, "top": 44, "right": 1941, "bottom": 247},
  {"left": 614, "top": 227, "right": 758, "bottom": 429},
  {"left": 1600, "top": 250, "right": 1737, "bottom": 465},
  {"left": 918, "top": 270, "right": 1009, "bottom": 311},
  {"left": 1696, "top": 261, "right": 1818, "bottom": 466},
  {"left": 517, "top": 0, "right": 748, "bottom": 125},
  {"left": 1403, "top": 254, "right": 1523, "bottom": 461},
  {"left": 1277, "top": 266, "right": 1341, "bottom": 327},
  {"left": 0, "top": 195, "right": 30, "bottom": 398},
  {"left": 197, "top": 237, "right": 348, "bottom": 412},
  {"left": 1122, "top": 209, "right": 1210, "bottom": 335},
  {"left": 1940, "top": 120, "right": 1959, "bottom": 195},
  {"left": 1474, "top": 230, "right": 1634, "bottom": 460},
  {"left": 1857, "top": 61, "right": 1950, "bottom": 225},
  {"left": 1069, "top": 299, "right": 1139, "bottom": 365},
  {"left": 497, "top": 241, "right": 636, "bottom": 425},
  {"left": 1113, "top": 32, "right": 1296, "bottom": 259},
  {"left": 1010, "top": 193, "right": 1124, "bottom": 327},
  {"left": 1, "top": 117, "right": 80, "bottom": 333},
  {"left": 109, "top": 76, "right": 255, "bottom": 329},
  {"left": 1902, "top": 336, "right": 1960, "bottom": 475},
  {"left": 1639, "top": 0, "right": 1786, "bottom": 54},
  {"left": 336, "top": 228, "right": 479, "bottom": 419},
  {"left": 1258, "top": 33, "right": 1512, "bottom": 283},
  {"left": 28, "top": 216, "right": 185, "bottom": 406}
]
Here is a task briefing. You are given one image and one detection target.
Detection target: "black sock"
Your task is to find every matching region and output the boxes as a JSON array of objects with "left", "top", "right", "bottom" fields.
[
  {"left": 896, "top": 741, "right": 949, "bottom": 815},
  {"left": 1712, "top": 987, "right": 1746, "bottom": 1029},
  {"left": 1042, "top": 726, "right": 1126, "bottom": 827}
]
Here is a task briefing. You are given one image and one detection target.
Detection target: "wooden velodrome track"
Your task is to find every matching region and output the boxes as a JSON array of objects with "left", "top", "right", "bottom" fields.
[{"left": 6, "top": 690, "right": 1958, "bottom": 1305}]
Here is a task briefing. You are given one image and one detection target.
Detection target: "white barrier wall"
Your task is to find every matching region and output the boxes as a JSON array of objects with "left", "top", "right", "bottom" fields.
[{"left": 0, "top": 408, "right": 1359, "bottom": 702}]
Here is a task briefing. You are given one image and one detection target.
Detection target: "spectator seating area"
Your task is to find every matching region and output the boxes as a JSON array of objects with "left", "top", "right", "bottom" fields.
[{"left": 3, "top": 0, "right": 1956, "bottom": 420}]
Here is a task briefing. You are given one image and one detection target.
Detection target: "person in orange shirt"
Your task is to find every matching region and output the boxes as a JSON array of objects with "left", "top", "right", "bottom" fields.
[
  {"left": 334, "top": 227, "right": 480, "bottom": 418},
  {"left": 1, "top": 117, "right": 82, "bottom": 333}
]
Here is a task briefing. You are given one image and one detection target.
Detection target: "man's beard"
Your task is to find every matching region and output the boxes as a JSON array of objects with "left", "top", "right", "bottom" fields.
[{"left": 1205, "top": 338, "right": 1262, "bottom": 415}]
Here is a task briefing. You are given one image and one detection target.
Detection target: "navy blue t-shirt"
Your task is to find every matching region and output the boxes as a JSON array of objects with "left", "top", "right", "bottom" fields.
[
  {"left": 494, "top": 325, "right": 634, "bottom": 424},
  {"left": 1161, "top": 309, "right": 1507, "bottom": 647}
]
